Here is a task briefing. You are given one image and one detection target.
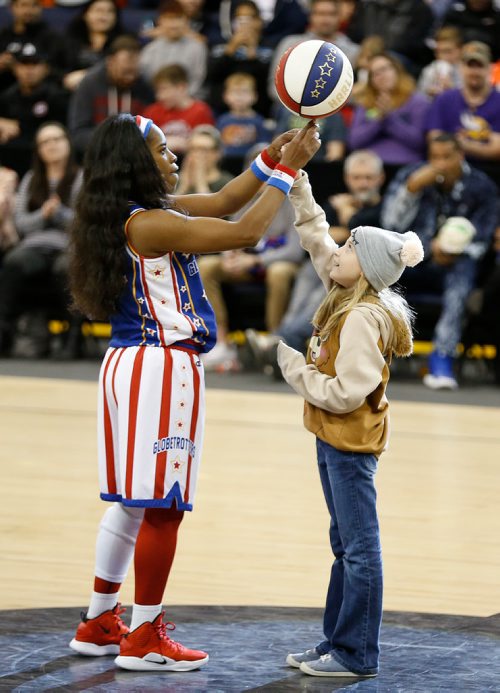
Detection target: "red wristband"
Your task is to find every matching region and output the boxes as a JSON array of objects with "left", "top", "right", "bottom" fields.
[
  {"left": 275, "top": 163, "right": 298, "bottom": 179},
  {"left": 262, "top": 148, "right": 279, "bottom": 169}
]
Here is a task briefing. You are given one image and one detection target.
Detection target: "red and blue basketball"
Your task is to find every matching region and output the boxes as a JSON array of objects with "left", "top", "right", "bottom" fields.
[{"left": 275, "top": 40, "right": 354, "bottom": 119}]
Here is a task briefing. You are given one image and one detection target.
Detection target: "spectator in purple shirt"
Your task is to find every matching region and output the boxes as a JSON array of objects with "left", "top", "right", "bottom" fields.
[
  {"left": 425, "top": 41, "right": 500, "bottom": 186},
  {"left": 348, "top": 52, "right": 431, "bottom": 177}
]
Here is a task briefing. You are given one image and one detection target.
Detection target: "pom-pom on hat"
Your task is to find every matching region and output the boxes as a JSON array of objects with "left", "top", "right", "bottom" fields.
[{"left": 350, "top": 226, "right": 424, "bottom": 291}]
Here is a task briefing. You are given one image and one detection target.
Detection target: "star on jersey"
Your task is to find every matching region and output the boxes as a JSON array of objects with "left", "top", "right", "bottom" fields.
[
  {"left": 181, "top": 253, "right": 191, "bottom": 259},
  {"left": 178, "top": 400, "right": 186, "bottom": 409},
  {"left": 176, "top": 420, "right": 184, "bottom": 430},
  {"left": 202, "top": 290, "right": 208, "bottom": 300},
  {"left": 160, "top": 298, "right": 168, "bottom": 305},
  {"left": 192, "top": 318, "right": 201, "bottom": 327},
  {"left": 171, "top": 457, "right": 185, "bottom": 472},
  {"left": 319, "top": 63, "right": 333, "bottom": 77},
  {"left": 180, "top": 285, "right": 188, "bottom": 293},
  {"left": 149, "top": 264, "right": 166, "bottom": 278},
  {"left": 146, "top": 328, "right": 156, "bottom": 336},
  {"left": 137, "top": 297, "right": 145, "bottom": 304},
  {"left": 182, "top": 302, "right": 191, "bottom": 312}
]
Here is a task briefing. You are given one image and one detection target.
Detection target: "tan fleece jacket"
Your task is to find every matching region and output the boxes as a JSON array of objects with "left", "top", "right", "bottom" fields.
[{"left": 278, "top": 171, "right": 413, "bottom": 454}]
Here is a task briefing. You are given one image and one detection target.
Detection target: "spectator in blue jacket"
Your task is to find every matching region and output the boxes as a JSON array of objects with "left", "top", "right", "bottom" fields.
[{"left": 381, "top": 132, "right": 497, "bottom": 389}]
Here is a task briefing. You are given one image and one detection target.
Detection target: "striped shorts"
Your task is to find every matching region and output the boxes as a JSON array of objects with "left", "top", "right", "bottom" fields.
[{"left": 97, "top": 345, "right": 205, "bottom": 511}]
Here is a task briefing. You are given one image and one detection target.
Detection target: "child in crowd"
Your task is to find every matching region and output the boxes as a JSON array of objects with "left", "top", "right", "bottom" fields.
[
  {"left": 176, "top": 125, "right": 234, "bottom": 194},
  {"left": 277, "top": 171, "right": 424, "bottom": 678},
  {"left": 143, "top": 64, "right": 215, "bottom": 154},
  {"left": 417, "top": 26, "right": 463, "bottom": 98},
  {"left": 216, "top": 72, "right": 270, "bottom": 162}
]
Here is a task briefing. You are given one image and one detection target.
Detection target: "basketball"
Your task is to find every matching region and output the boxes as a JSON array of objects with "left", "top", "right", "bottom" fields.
[{"left": 274, "top": 40, "right": 354, "bottom": 119}]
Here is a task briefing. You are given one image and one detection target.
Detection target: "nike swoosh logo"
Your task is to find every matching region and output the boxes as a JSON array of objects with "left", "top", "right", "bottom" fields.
[
  {"left": 144, "top": 653, "right": 172, "bottom": 665},
  {"left": 99, "top": 625, "right": 111, "bottom": 634}
]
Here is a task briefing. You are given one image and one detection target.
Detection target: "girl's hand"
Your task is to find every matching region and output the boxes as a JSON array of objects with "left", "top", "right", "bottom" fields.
[{"left": 280, "top": 121, "right": 321, "bottom": 171}]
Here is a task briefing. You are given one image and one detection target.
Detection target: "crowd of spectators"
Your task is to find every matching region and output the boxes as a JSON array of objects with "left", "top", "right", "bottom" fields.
[{"left": 0, "top": 0, "right": 499, "bottom": 389}]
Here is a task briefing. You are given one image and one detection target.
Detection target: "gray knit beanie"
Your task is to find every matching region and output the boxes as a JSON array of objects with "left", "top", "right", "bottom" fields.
[{"left": 351, "top": 226, "right": 424, "bottom": 292}]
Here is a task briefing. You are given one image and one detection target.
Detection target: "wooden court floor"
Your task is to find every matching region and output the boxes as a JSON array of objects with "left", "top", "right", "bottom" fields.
[{"left": 1, "top": 374, "right": 499, "bottom": 618}]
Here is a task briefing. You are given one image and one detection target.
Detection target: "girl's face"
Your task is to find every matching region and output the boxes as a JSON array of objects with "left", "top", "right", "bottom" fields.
[
  {"left": 85, "top": 0, "right": 117, "bottom": 33},
  {"left": 36, "top": 124, "right": 70, "bottom": 164},
  {"left": 147, "top": 123, "right": 178, "bottom": 192},
  {"left": 329, "top": 236, "right": 362, "bottom": 288},
  {"left": 369, "top": 56, "right": 398, "bottom": 93}
]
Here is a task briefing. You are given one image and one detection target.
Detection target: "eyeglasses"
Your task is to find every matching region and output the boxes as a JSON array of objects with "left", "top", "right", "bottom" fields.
[{"left": 37, "top": 134, "right": 67, "bottom": 146}]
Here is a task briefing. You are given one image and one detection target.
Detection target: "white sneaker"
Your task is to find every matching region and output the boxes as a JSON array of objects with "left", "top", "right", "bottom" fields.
[
  {"left": 201, "top": 342, "right": 240, "bottom": 372},
  {"left": 245, "top": 329, "right": 280, "bottom": 368}
]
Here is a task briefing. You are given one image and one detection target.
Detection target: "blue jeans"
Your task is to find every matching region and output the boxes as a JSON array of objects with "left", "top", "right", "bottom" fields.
[{"left": 315, "top": 438, "right": 383, "bottom": 675}]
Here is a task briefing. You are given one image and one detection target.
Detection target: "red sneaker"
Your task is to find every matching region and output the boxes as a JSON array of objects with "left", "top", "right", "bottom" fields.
[
  {"left": 115, "top": 612, "right": 209, "bottom": 671},
  {"left": 70, "top": 604, "right": 129, "bottom": 656}
]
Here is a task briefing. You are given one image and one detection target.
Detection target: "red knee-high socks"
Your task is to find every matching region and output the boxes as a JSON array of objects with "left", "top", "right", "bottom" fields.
[
  {"left": 94, "top": 577, "right": 121, "bottom": 594},
  {"left": 133, "top": 506, "right": 184, "bottom": 605}
]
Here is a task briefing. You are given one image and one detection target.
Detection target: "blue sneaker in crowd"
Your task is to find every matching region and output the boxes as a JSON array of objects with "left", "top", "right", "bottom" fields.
[
  {"left": 423, "top": 351, "right": 458, "bottom": 390},
  {"left": 300, "top": 653, "right": 378, "bottom": 678}
]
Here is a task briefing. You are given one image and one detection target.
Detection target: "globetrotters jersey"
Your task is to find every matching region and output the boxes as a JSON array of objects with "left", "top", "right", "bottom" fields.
[{"left": 109, "top": 204, "right": 217, "bottom": 352}]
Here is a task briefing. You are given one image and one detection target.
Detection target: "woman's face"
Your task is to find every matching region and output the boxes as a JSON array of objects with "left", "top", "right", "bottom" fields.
[
  {"left": 85, "top": 0, "right": 117, "bottom": 33},
  {"left": 369, "top": 56, "right": 398, "bottom": 93},
  {"left": 147, "top": 124, "right": 178, "bottom": 193},
  {"left": 36, "top": 124, "right": 70, "bottom": 165}
]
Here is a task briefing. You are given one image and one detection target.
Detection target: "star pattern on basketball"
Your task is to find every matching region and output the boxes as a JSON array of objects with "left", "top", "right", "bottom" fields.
[
  {"left": 311, "top": 89, "right": 320, "bottom": 98},
  {"left": 319, "top": 63, "right": 333, "bottom": 77},
  {"left": 325, "top": 51, "right": 337, "bottom": 62},
  {"left": 315, "top": 77, "right": 327, "bottom": 89}
]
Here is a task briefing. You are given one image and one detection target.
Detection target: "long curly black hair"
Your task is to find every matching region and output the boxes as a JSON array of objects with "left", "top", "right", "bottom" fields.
[{"left": 69, "top": 114, "right": 171, "bottom": 320}]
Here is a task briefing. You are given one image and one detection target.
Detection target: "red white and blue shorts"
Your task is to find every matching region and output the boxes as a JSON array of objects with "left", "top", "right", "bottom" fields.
[{"left": 97, "top": 345, "right": 205, "bottom": 511}]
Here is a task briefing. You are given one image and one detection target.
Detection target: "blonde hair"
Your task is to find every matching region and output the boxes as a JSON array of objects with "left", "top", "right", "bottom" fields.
[
  {"left": 313, "top": 276, "right": 414, "bottom": 340},
  {"left": 354, "top": 52, "right": 416, "bottom": 111},
  {"left": 313, "top": 276, "right": 376, "bottom": 339},
  {"left": 224, "top": 72, "right": 257, "bottom": 91}
]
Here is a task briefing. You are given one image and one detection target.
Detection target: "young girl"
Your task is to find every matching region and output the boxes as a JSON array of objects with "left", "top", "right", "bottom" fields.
[
  {"left": 277, "top": 171, "right": 424, "bottom": 678},
  {"left": 67, "top": 113, "right": 319, "bottom": 672}
]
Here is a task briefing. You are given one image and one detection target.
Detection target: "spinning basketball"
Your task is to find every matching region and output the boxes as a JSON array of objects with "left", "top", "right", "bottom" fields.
[{"left": 275, "top": 40, "right": 354, "bottom": 119}]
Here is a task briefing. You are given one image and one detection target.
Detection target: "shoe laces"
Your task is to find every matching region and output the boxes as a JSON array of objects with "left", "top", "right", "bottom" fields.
[
  {"left": 112, "top": 603, "right": 126, "bottom": 618},
  {"left": 155, "top": 614, "right": 187, "bottom": 655}
]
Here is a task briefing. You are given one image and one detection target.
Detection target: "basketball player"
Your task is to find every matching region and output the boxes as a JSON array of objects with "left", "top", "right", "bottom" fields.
[{"left": 67, "top": 114, "right": 320, "bottom": 672}]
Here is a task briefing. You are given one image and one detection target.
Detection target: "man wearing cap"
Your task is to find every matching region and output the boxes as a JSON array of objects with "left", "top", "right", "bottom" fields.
[
  {"left": 425, "top": 40, "right": 500, "bottom": 185},
  {"left": 381, "top": 132, "right": 497, "bottom": 389},
  {"left": 0, "top": 42, "right": 70, "bottom": 176},
  {"left": 0, "top": 0, "right": 71, "bottom": 93}
]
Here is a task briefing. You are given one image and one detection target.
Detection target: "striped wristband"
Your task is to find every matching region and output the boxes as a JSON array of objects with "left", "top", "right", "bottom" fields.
[
  {"left": 250, "top": 149, "right": 279, "bottom": 182},
  {"left": 267, "top": 164, "right": 297, "bottom": 195}
]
